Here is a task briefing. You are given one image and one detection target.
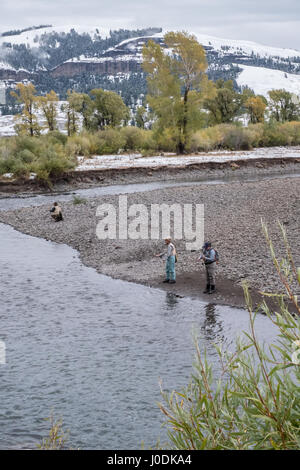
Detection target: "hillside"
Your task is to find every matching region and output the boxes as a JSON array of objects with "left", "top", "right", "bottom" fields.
[
  {"left": 236, "top": 64, "right": 300, "bottom": 97},
  {"left": 0, "top": 25, "right": 300, "bottom": 111}
]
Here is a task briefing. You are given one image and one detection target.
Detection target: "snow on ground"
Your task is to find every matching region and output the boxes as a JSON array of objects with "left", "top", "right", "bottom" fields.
[
  {"left": 0, "top": 114, "right": 15, "bottom": 136},
  {"left": 123, "top": 31, "right": 300, "bottom": 60},
  {"left": 236, "top": 65, "right": 300, "bottom": 97},
  {"left": 0, "top": 25, "right": 110, "bottom": 48},
  {"left": 66, "top": 53, "right": 141, "bottom": 63},
  {"left": 0, "top": 60, "right": 16, "bottom": 71},
  {"left": 192, "top": 32, "right": 300, "bottom": 59},
  {"left": 0, "top": 101, "right": 76, "bottom": 137},
  {"left": 76, "top": 146, "right": 300, "bottom": 171},
  {"left": 63, "top": 29, "right": 300, "bottom": 67},
  {"left": 1, "top": 25, "right": 300, "bottom": 60}
]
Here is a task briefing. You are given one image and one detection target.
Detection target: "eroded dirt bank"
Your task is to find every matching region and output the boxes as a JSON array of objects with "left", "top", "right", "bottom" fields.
[{"left": 1, "top": 155, "right": 300, "bottom": 196}]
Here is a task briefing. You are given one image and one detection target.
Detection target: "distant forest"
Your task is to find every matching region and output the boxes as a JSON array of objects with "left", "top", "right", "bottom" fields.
[{"left": 0, "top": 24, "right": 53, "bottom": 37}]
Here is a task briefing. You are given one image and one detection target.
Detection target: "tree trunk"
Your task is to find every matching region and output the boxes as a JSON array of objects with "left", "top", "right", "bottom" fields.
[
  {"left": 30, "top": 116, "right": 34, "bottom": 137},
  {"left": 177, "top": 141, "right": 185, "bottom": 154},
  {"left": 177, "top": 87, "right": 189, "bottom": 154},
  {"left": 67, "top": 111, "right": 71, "bottom": 137},
  {"left": 29, "top": 102, "right": 34, "bottom": 137}
]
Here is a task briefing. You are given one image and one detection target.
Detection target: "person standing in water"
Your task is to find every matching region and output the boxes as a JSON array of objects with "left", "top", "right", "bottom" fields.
[{"left": 198, "top": 241, "right": 217, "bottom": 294}]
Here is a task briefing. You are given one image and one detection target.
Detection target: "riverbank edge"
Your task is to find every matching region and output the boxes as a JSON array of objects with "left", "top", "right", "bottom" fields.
[
  {"left": 2, "top": 168, "right": 289, "bottom": 313},
  {"left": 1, "top": 155, "right": 300, "bottom": 196},
  {"left": 0, "top": 216, "right": 260, "bottom": 310}
]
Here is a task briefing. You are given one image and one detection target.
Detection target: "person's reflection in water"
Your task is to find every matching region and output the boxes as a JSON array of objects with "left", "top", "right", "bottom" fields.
[
  {"left": 165, "top": 292, "right": 179, "bottom": 310},
  {"left": 202, "top": 303, "right": 219, "bottom": 341}
]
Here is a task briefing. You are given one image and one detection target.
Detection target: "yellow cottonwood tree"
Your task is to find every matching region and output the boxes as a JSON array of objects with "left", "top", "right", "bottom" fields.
[
  {"left": 11, "top": 83, "right": 41, "bottom": 136},
  {"left": 142, "top": 31, "right": 215, "bottom": 153},
  {"left": 37, "top": 90, "right": 59, "bottom": 131},
  {"left": 62, "top": 90, "right": 80, "bottom": 136},
  {"left": 245, "top": 96, "right": 267, "bottom": 124}
]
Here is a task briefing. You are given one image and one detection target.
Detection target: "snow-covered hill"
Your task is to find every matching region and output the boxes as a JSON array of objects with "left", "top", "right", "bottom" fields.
[
  {"left": 0, "top": 25, "right": 300, "bottom": 111},
  {"left": 1, "top": 26, "right": 300, "bottom": 59},
  {"left": 236, "top": 65, "right": 300, "bottom": 97},
  {"left": 0, "top": 25, "right": 109, "bottom": 47},
  {"left": 193, "top": 33, "right": 300, "bottom": 60},
  {"left": 58, "top": 31, "right": 300, "bottom": 97}
]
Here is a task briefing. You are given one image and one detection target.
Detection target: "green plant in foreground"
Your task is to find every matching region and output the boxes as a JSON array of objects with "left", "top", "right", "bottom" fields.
[{"left": 159, "top": 222, "right": 300, "bottom": 450}]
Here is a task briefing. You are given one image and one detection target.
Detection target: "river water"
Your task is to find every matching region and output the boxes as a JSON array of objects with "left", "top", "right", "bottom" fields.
[
  {"left": 1, "top": 170, "right": 300, "bottom": 211},
  {"left": 0, "top": 179, "right": 279, "bottom": 450}
]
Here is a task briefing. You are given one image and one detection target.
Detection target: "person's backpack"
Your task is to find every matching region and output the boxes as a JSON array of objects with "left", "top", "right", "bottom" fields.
[{"left": 207, "top": 247, "right": 219, "bottom": 264}]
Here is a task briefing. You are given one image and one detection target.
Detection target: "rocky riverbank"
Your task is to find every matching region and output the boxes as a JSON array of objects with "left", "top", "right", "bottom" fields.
[{"left": 0, "top": 175, "right": 299, "bottom": 309}]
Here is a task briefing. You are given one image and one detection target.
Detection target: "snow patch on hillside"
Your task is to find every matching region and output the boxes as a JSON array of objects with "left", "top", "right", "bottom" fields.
[
  {"left": 236, "top": 65, "right": 300, "bottom": 96},
  {"left": 0, "top": 60, "right": 16, "bottom": 71},
  {"left": 66, "top": 53, "right": 141, "bottom": 64},
  {"left": 193, "top": 33, "right": 300, "bottom": 59}
]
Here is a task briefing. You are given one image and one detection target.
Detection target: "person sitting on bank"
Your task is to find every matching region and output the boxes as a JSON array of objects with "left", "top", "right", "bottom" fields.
[
  {"left": 156, "top": 238, "right": 176, "bottom": 284},
  {"left": 198, "top": 241, "right": 217, "bottom": 294},
  {"left": 50, "top": 202, "right": 63, "bottom": 222}
]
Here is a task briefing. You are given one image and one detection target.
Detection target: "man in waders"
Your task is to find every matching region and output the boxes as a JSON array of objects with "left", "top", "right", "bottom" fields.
[
  {"left": 50, "top": 202, "right": 63, "bottom": 222},
  {"left": 156, "top": 238, "right": 177, "bottom": 284},
  {"left": 198, "top": 241, "right": 217, "bottom": 294}
]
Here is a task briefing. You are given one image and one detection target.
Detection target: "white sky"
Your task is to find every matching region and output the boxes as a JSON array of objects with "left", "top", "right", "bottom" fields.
[{"left": 1, "top": 0, "right": 300, "bottom": 51}]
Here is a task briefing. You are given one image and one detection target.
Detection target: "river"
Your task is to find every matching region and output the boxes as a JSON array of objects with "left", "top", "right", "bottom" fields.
[{"left": 0, "top": 179, "right": 279, "bottom": 449}]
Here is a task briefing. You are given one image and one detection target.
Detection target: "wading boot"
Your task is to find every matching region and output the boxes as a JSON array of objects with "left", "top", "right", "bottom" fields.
[
  {"left": 203, "top": 284, "right": 210, "bottom": 294},
  {"left": 208, "top": 285, "right": 215, "bottom": 294}
]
